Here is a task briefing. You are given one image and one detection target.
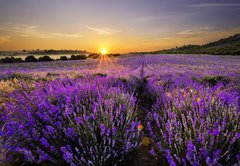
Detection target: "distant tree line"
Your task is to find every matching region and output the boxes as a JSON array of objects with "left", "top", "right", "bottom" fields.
[
  {"left": 0, "top": 53, "right": 122, "bottom": 64},
  {"left": 0, "top": 54, "right": 87, "bottom": 64},
  {"left": 28, "top": 49, "right": 87, "bottom": 55},
  {"left": 0, "top": 57, "right": 24, "bottom": 63},
  {"left": 67, "top": 55, "right": 87, "bottom": 60}
]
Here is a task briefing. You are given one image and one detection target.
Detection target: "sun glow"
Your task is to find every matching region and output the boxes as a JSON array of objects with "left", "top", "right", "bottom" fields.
[
  {"left": 96, "top": 47, "right": 116, "bottom": 71},
  {"left": 101, "top": 48, "right": 107, "bottom": 55}
]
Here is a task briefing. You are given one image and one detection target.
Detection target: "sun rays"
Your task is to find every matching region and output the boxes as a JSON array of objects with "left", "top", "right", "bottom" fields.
[{"left": 100, "top": 48, "right": 107, "bottom": 55}]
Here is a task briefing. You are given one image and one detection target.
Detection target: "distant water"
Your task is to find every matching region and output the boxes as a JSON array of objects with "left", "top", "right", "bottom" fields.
[{"left": 7, "top": 53, "right": 89, "bottom": 60}]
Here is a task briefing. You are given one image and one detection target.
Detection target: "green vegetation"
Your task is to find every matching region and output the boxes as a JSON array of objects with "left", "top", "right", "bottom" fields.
[
  {"left": 38, "top": 55, "right": 54, "bottom": 62},
  {"left": 25, "top": 55, "right": 38, "bottom": 62},
  {"left": 28, "top": 49, "right": 87, "bottom": 55},
  {"left": 60, "top": 56, "right": 68, "bottom": 61},
  {"left": 0, "top": 72, "right": 33, "bottom": 81},
  {"left": 152, "top": 33, "right": 240, "bottom": 55},
  {"left": 70, "top": 54, "right": 87, "bottom": 60},
  {"left": 192, "top": 75, "right": 231, "bottom": 86},
  {"left": 0, "top": 57, "right": 23, "bottom": 63},
  {"left": 0, "top": 54, "right": 87, "bottom": 64}
]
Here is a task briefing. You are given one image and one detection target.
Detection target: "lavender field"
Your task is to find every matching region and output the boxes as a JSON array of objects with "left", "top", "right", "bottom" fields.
[{"left": 0, "top": 54, "right": 240, "bottom": 165}]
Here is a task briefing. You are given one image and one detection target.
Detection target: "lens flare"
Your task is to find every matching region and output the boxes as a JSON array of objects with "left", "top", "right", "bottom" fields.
[{"left": 101, "top": 48, "right": 107, "bottom": 55}]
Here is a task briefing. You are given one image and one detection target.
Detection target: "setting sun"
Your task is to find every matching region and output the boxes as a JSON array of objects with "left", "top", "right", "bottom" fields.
[{"left": 101, "top": 48, "right": 107, "bottom": 55}]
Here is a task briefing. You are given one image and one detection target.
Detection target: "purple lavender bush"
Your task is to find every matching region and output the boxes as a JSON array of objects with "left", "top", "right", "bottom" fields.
[
  {"left": 2, "top": 77, "right": 141, "bottom": 165},
  {"left": 147, "top": 80, "right": 240, "bottom": 165},
  {"left": 1, "top": 54, "right": 240, "bottom": 165}
]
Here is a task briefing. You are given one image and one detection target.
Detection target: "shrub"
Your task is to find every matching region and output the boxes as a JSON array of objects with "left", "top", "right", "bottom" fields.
[
  {"left": 147, "top": 85, "right": 240, "bottom": 165},
  {"left": 38, "top": 56, "right": 54, "bottom": 62},
  {"left": 0, "top": 57, "right": 23, "bottom": 63},
  {"left": 0, "top": 72, "right": 33, "bottom": 81},
  {"left": 93, "top": 73, "right": 107, "bottom": 77},
  {"left": 2, "top": 77, "right": 141, "bottom": 165},
  {"left": 60, "top": 56, "right": 68, "bottom": 61},
  {"left": 25, "top": 55, "right": 38, "bottom": 62},
  {"left": 200, "top": 76, "right": 230, "bottom": 86},
  {"left": 70, "top": 55, "right": 86, "bottom": 60}
]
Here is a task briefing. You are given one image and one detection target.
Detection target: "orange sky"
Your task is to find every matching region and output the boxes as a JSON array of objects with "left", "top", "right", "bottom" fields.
[
  {"left": 0, "top": 29, "right": 239, "bottom": 53},
  {"left": 0, "top": 0, "right": 240, "bottom": 53}
]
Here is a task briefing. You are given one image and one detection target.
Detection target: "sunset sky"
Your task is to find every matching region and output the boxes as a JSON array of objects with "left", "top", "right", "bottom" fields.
[{"left": 0, "top": 0, "right": 240, "bottom": 53}]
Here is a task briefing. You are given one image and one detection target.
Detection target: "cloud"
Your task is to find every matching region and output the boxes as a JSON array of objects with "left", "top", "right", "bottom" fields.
[
  {"left": 128, "top": 16, "right": 170, "bottom": 22},
  {"left": 155, "top": 27, "right": 240, "bottom": 48},
  {"left": 86, "top": 26, "right": 120, "bottom": 35},
  {"left": 190, "top": 3, "right": 240, "bottom": 8},
  {"left": 52, "top": 33, "right": 83, "bottom": 38},
  {"left": 178, "top": 27, "right": 214, "bottom": 37},
  {"left": 10, "top": 24, "right": 49, "bottom": 38},
  {"left": 0, "top": 35, "right": 10, "bottom": 44},
  {"left": 131, "top": 16, "right": 161, "bottom": 22},
  {"left": 0, "top": 24, "right": 84, "bottom": 39},
  {"left": 125, "top": 16, "right": 176, "bottom": 25}
]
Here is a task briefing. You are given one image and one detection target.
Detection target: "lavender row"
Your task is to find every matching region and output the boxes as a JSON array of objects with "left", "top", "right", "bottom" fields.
[{"left": 1, "top": 77, "right": 142, "bottom": 165}]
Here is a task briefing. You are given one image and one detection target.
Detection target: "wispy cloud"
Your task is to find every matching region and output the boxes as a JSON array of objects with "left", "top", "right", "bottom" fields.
[
  {"left": 190, "top": 3, "right": 240, "bottom": 8},
  {"left": 0, "top": 24, "right": 83, "bottom": 39},
  {"left": 52, "top": 33, "right": 83, "bottom": 38},
  {"left": 0, "top": 24, "right": 49, "bottom": 38},
  {"left": 17, "top": 25, "right": 48, "bottom": 38},
  {"left": 131, "top": 16, "right": 162, "bottom": 22},
  {"left": 0, "top": 35, "right": 10, "bottom": 44},
  {"left": 127, "top": 16, "right": 171, "bottom": 23},
  {"left": 178, "top": 27, "right": 214, "bottom": 37},
  {"left": 86, "top": 26, "right": 120, "bottom": 35}
]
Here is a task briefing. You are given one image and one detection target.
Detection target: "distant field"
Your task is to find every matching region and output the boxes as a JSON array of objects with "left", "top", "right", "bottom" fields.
[
  {"left": 1, "top": 54, "right": 240, "bottom": 78},
  {"left": 0, "top": 54, "right": 240, "bottom": 165}
]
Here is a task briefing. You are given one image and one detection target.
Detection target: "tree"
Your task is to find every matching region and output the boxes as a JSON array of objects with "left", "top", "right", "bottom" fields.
[
  {"left": 38, "top": 56, "right": 54, "bottom": 62},
  {"left": 0, "top": 57, "right": 23, "bottom": 63},
  {"left": 60, "top": 56, "right": 68, "bottom": 61},
  {"left": 70, "top": 54, "right": 87, "bottom": 60},
  {"left": 25, "top": 55, "right": 38, "bottom": 62}
]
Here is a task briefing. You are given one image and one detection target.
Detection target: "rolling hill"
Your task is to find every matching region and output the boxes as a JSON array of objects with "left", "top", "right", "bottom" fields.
[{"left": 153, "top": 33, "right": 240, "bottom": 55}]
